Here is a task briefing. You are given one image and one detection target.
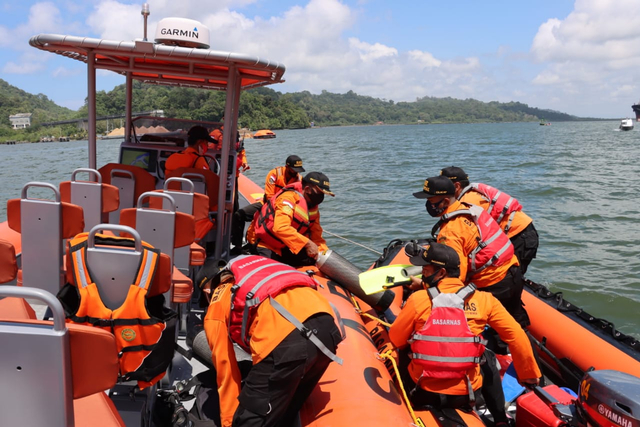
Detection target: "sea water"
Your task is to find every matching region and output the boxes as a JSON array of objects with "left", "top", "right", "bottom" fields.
[{"left": 1, "top": 121, "right": 638, "bottom": 336}]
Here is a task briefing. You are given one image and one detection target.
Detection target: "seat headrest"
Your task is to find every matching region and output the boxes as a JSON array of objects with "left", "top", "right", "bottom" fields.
[
  {"left": 59, "top": 181, "right": 120, "bottom": 213},
  {"left": 7, "top": 199, "right": 84, "bottom": 239},
  {"left": 0, "top": 239, "right": 17, "bottom": 284},
  {"left": 98, "top": 163, "right": 156, "bottom": 202}
]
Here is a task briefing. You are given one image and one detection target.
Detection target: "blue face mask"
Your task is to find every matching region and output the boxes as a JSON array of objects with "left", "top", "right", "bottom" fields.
[{"left": 425, "top": 199, "right": 447, "bottom": 217}]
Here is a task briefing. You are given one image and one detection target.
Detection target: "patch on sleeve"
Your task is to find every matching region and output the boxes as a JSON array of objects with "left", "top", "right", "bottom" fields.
[
  {"left": 268, "top": 175, "right": 276, "bottom": 184},
  {"left": 281, "top": 200, "right": 294, "bottom": 213}
]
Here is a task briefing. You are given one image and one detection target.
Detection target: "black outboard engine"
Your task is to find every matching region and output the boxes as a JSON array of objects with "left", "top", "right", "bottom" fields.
[{"left": 577, "top": 370, "right": 640, "bottom": 427}]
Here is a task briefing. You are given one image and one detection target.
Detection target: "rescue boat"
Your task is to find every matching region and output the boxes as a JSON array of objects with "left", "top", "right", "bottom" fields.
[
  {"left": 253, "top": 129, "right": 277, "bottom": 139},
  {"left": 1, "top": 5, "right": 640, "bottom": 427}
]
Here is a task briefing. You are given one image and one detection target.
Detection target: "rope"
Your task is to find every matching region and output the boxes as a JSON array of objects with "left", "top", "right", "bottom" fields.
[
  {"left": 378, "top": 350, "right": 425, "bottom": 427},
  {"left": 323, "top": 230, "right": 383, "bottom": 255}
]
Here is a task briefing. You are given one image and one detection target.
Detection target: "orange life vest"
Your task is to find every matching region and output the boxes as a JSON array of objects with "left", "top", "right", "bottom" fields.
[
  {"left": 254, "top": 182, "right": 316, "bottom": 250},
  {"left": 64, "top": 232, "right": 177, "bottom": 389},
  {"left": 432, "top": 203, "right": 514, "bottom": 280},
  {"left": 459, "top": 183, "right": 523, "bottom": 233},
  {"left": 410, "top": 284, "right": 487, "bottom": 379}
]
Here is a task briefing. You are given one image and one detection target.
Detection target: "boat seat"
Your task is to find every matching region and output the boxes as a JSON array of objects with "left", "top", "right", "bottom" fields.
[
  {"left": 64, "top": 225, "right": 173, "bottom": 305},
  {"left": 164, "top": 167, "right": 220, "bottom": 213},
  {"left": 148, "top": 178, "right": 212, "bottom": 271},
  {"left": 6, "top": 182, "right": 84, "bottom": 296},
  {"left": 98, "top": 163, "right": 156, "bottom": 224},
  {"left": 0, "top": 285, "right": 124, "bottom": 427},
  {"left": 0, "top": 239, "right": 36, "bottom": 320},
  {"left": 60, "top": 168, "right": 120, "bottom": 231},
  {"left": 119, "top": 192, "right": 196, "bottom": 304}
]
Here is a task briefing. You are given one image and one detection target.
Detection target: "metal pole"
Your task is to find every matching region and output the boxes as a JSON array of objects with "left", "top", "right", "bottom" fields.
[
  {"left": 141, "top": 3, "right": 150, "bottom": 41},
  {"left": 125, "top": 72, "right": 132, "bottom": 142},
  {"left": 87, "top": 51, "right": 97, "bottom": 169}
]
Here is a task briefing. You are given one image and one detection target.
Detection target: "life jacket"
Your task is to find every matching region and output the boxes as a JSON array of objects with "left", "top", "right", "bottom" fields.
[
  {"left": 460, "top": 183, "right": 522, "bottom": 233},
  {"left": 410, "top": 284, "right": 487, "bottom": 380},
  {"left": 254, "top": 181, "right": 316, "bottom": 251},
  {"left": 225, "top": 255, "right": 342, "bottom": 364},
  {"left": 61, "top": 232, "right": 178, "bottom": 389},
  {"left": 432, "top": 203, "right": 514, "bottom": 279}
]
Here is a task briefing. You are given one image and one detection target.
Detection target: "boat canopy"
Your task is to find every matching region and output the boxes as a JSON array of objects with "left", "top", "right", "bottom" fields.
[{"left": 29, "top": 34, "right": 286, "bottom": 91}]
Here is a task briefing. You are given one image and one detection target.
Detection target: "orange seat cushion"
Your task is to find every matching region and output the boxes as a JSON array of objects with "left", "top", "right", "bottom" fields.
[
  {"left": 0, "top": 297, "right": 36, "bottom": 320},
  {"left": 172, "top": 266, "right": 193, "bottom": 304},
  {"left": 73, "top": 392, "right": 126, "bottom": 427}
]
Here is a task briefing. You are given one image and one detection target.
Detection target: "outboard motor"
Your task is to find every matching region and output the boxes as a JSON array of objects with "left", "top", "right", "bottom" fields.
[
  {"left": 577, "top": 370, "right": 640, "bottom": 427},
  {"left": 316, "top": 249, "right": 395, "bottom": 312}
]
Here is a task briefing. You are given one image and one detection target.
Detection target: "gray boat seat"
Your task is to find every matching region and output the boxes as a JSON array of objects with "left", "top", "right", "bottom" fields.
[
  {"left": 147, "top": 177, "right": 210, "bottom": 272},
  {"left": 119, "top": 195, "right": 195, "bottom": 304},
  {"left": 6, "top": 182, "right": 84, "bottom": 296},
  {"left": 59, "top": 168, "right": 120, "bottom": 231},
  {"left": 64, "top": 224, "right": 173, "bottom": 310},
  {"left": 98, "top": 163, "right": 156, "bottom": 224},
  {"left": 0, "top": 285, "right": 124, "bottom": 427}
]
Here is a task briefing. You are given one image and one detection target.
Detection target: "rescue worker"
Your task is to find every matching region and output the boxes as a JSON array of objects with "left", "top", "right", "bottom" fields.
[
  {"left": 203, "top": 255, "right": 343, "bottom": 427},
  {"left": 164, "top": 125, "right": 214, "bottom": 175},
  {"left": 246, "top": 171, "right": 333, "bottom": 267},
  {"left": 231, "top": 155, "right": 305, "bottom": 255},
  {"left": 413, "top": 175, "right": 529, "bottom": 329},
  {"left": 389, "top": 242, "right": 540, "bottom": 424},
  {"left": 440, "top": 166, "right": 539, "bottom": 274}
]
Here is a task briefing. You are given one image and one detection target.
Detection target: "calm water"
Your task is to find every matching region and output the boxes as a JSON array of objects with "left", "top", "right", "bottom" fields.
[{"left": 1, "top": 121, "right": 639, "bottom": 336}]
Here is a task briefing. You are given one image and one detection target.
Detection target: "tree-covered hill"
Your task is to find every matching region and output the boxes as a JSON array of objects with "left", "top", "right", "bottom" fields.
[
  {"left": 0, "top": 78, "right": 76, "bottom": 140},
  {"left": 1, "top": 78, "right": 603, "bottom": 141}
]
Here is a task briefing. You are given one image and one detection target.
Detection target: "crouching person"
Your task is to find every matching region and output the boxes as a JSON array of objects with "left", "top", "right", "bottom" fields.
[
  {"left": 203, "top": 255, "right": 343, "bottom": 427},
  {"left": 389, "top": 242, "right": 540, "bottom": 425}
]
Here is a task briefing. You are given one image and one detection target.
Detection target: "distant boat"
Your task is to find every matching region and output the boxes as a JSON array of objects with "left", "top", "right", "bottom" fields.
[
  {"left": 253, "top": 129, "right": 276, "bottom": 139},
  {"left": 539, "top": 119, "right": 551, "bottom": 126},
  {"left": 619, "top": 118, "right": 634, "bottom": 131}
]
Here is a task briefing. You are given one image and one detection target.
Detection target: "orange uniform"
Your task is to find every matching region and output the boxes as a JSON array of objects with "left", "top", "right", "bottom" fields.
[
  {"left": 204, "top": 280, "right": 334, "bottom": 427},
  {"left": 264, "top": 166, "right": 301, "bottom": 202},
  {"left": 458, "top": 189, "right": 532, "bottom": 239},
  {"left": 389, "top": 277, "right": 540, "bottom": 395},
  {"left": 247, "top": 189, "right": 328, "bottom": 256},
  {"left": 164, "top": 146, "right": 210, "bottom": 175},
  {"left": 435, "top": 200, "right": 518, "bottom": 288}
]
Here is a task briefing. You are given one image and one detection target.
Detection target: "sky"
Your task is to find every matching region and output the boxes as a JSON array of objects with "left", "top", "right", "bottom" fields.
[{"left": 1, "top": 0, "right": 640, "bottom": 118}]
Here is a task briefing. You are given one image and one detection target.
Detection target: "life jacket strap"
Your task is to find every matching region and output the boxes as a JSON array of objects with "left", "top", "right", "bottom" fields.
[
  {"left": 410, "top": 353, "right": 482, "bottom": 364},
  {"left": 269, "top": 296, "right": 343, "bottom": 365}
]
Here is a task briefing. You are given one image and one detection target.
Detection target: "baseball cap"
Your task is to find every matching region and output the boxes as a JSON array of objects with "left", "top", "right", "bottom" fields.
[
  {"left": 188, "top": 125, "right": 216, "bottom": 143},
  {"left": 406, "top": 242, "right": 460, "bottom": 269},
  {"left": 286, "top": 155, "right": 305, "bottom": 173},
  {"left": 440, "top": 166, "right": 469, "bottom": 183},
  {"left": 412, "top": 175, "right": 456, "bottom": 199},
  {"left": 303, "top": 172, "right": 335, "bottom": 196}
]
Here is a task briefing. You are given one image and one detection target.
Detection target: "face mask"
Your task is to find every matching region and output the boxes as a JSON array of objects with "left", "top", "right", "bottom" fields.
[
  {"left": 425, "top": 199, "right": 447, "bottom": 217},
  {"left": 422, "top": 270, "right": 441, "bottom": 288},
  {"left": 306, "top": 190, "right": 325, "bottom": 207}
]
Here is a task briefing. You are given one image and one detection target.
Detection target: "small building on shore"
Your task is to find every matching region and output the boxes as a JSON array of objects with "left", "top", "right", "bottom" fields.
[{"left": 9, "top": 113, "right": 32, "bottom": 129}]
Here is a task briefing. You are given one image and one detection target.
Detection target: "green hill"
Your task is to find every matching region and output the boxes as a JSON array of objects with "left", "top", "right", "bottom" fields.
[
  {"left": 0, "top": 78, "right": 604, "bottom": 142},
  {"left": 0, "top": 78, "right": 76, "bottom": 141}
]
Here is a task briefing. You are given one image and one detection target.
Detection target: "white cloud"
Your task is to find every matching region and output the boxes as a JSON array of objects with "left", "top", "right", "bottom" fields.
[
  {"left": 2, "top": 60, "right": 44, "bottom": 74},
  {"left": 349, "top": 38, "right": 397, "bottom": 61}
]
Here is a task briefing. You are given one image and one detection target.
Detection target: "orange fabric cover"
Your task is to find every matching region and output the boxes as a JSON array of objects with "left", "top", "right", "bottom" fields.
[
  {"left": 73, "top": 392, "right": 126, "bottom": 427},
  {"left": 0, "top": 297, "right": 36, "bottom": 320},
  {"left": 7, "top": 199, "right": 85, "bottom": 238},
  {"left": 59, "top": 181, "right": 120, "bottom": 214},
  {"left": 68, "top": 322, "right": 120, "bottom": 399},
  {"left": 0, "top": 239, "right": 17, "bottom": 283},
  {"left": 171, "top": 266, "right": 193, "bottom": 303},
  {"left": 165, "top": 167, "right": 220, "bottom": 211},
  {"left": 64, "top": 238, "right": 172, "bottom": 297},
  {"left": 189, "top": 243, "right": 206, "bottom": 266},
  {"left": 98, "top": 163, "right": 156, "bottom": 202},
  {"left": 119, "top": 208, "right": 195, "bottom": 249}
]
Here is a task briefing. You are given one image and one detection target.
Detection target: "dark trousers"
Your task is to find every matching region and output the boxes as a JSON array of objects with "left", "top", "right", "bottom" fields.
[
  {"left": 480, "top": 349, "right": 508, "bottom": 423},
  {"left": 510, "top": 222, "right": 539, "bottom": 275},
  {"left": 480, "top": 264, "right": 530, "bottom": 329},
  {"left": 231, "top": 202, "right": 261, "bottom": 248},
  {"left": 232, "top": 314, "right": 341, "bottom": 427}
]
